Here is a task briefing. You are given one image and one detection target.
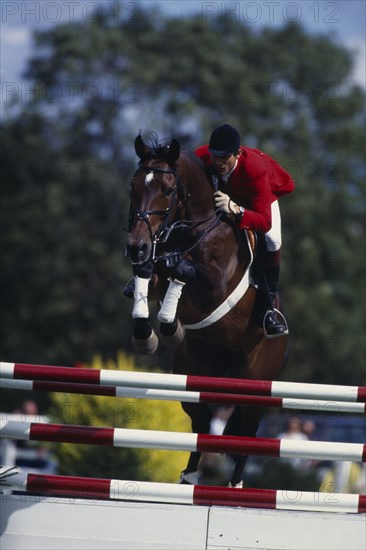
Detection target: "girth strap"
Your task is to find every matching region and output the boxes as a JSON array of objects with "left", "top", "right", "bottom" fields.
[{"left": 183, "top": 231, "right": 254, "bottom": 330}]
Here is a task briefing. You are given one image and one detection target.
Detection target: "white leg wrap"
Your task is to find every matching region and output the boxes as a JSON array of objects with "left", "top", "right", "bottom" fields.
[
  {"left": 132, "top": 276, "right": 150, "bottom": 319},
  {"left": 157, "top": 279, "right": 185, "bottom": 323}
]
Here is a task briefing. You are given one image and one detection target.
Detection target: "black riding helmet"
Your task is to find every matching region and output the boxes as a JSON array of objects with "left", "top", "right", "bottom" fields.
[{"left": 208, "top": 124, "right": 241, "bottom": 156}]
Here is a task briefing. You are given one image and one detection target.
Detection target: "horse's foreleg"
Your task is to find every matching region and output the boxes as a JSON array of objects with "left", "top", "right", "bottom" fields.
[
  {"left": 157, "top": 257, "right": 217, "bottom": 345},
  {"left": 132, "top": 276, "right": 150, "bottom": 319},
  {"left": 157, "top": 278, "right": 186, "bottom": 346},
  {"left": 131, "top": 276, "right": 158, "bottom": 354},
  {"left": 157, "top": 278, "right": 185, "bottom": 323}
]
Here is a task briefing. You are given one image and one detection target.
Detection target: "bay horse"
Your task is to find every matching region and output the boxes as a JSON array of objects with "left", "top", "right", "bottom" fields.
[{"left": 125, "top": 134, "right": 288, "bottom": 486}]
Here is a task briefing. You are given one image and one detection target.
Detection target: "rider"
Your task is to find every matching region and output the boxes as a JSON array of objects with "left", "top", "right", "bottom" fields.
[{"left": 195, "top": 124, "right": 295, "bottom": 336}]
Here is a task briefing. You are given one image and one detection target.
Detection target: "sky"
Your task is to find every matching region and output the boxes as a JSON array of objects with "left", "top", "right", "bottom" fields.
[{"left": 1, "top": 0, "right": 365, "bottom": 95}]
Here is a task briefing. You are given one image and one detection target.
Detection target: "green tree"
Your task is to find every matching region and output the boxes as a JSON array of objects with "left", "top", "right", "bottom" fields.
[
  {"left": 48, "top": 353, "right": 191, "bottom": 481},
  {"left": 1, "top": 114, "right": 132, "bottom": 366}
]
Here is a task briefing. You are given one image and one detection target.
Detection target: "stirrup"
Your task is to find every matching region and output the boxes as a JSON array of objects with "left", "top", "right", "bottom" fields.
[{"left": 263, "top": 308, "right": 289, "bottom": 338}]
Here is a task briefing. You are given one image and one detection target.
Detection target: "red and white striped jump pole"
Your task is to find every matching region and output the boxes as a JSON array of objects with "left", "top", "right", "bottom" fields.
[
  {"left": 1, "top": 378, "right": 365, "bottom": 414},
  {"left": 1, "top": 469, "right": 365, "bottom": 514},
  {"left": 1, "top": 361, "right": 365, "bottom": 402},
  {"left": 1, "top": 420, "right": 365, "bottom": 462}
]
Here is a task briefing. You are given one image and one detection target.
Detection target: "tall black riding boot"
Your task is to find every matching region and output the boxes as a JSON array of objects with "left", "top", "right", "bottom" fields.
[{"left": 262, "top": 250, "right": 288, "bottom": 336}]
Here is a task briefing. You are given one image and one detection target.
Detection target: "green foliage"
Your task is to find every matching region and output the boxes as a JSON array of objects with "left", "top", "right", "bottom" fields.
[
  {"left": 48, "top": 353, "right": 191, "bottom": 481},
  {"left": 1, "top": 5, "right": 365, "bottom": 387},
  {"left": 248, "top": 458, "right": 319, "bottom": 492}
]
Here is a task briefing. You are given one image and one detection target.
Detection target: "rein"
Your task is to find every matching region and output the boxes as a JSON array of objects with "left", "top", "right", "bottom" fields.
[{"left": 153, "top": 214, "right": 221, "bottom": 267}]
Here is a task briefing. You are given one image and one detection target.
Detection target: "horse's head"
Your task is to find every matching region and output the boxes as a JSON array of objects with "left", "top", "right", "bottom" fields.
[{"left": 125, "top": 135, "right": 183, "bottom": 265}]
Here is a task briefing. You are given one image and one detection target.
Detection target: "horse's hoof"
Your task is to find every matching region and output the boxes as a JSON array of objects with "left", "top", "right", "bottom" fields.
[
  {"left": 158, "top": 319, "right": 185, "bottom": 347},
  {"left": 178, "top": 470, "right": 199, "bottom": 485},
  {"left": 228, "top": 480, "right": 246, "bottom": 488},
  {"left": 132, "top": 330, "right": 159, "bottom": 355}
]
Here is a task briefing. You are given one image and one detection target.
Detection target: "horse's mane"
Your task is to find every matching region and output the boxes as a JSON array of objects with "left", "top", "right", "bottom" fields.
[
  {"left": 181, "top": 149, "right": 207, "bottom": 173},
  {"left": 138, "top": 130, "right": 214, "bottom": 191},
  {"left": 138, "top": 130, "right": 175, "bottom": 158},
  {"left": 139, "top": 130, "right": 161, "bottom": 151},
  {"left": 138, "top": 131, "right": 199, "bottom": 166}
]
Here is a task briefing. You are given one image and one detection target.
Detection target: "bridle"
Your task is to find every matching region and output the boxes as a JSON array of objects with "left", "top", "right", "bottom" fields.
[
  {"left": 128, "top": 161, "right": 222, "bottom": 267},
  {"left": 128, "top": 163, "right": 182, "bottom": 260}
]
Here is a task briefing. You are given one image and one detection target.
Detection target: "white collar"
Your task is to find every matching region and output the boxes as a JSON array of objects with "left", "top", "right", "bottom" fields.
[{"left": 221, "top": 159, "right": 238, "bottom": 182}]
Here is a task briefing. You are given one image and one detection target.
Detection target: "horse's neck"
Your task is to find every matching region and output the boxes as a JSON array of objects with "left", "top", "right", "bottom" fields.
[{"left": 179, "top": 158, "right": 215, "bottom": 220}]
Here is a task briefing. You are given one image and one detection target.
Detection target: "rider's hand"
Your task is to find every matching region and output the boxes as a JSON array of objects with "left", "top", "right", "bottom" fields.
[
  {"left": 169, "top": 259, "right": 196, "bottom": 283},
  {"left": 214, "top": 191, "right": 241, "bottom": 216}
]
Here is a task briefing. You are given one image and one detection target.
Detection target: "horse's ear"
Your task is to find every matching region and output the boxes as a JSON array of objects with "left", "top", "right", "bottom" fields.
[
  {"left": 134, "top": 135, "right": 150, "bottom": 159},
  {"left": 169, "top": 138, "right": 180, "bottom": 164}
]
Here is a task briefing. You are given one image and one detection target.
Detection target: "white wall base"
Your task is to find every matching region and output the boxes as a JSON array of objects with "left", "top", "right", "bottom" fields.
[{"left": 1, "top": 494, "right": 365, "bottom": 550}]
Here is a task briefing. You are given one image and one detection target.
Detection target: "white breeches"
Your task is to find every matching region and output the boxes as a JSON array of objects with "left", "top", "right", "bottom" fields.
[{"left": 265, "top": 201, "right": 282, "bottom": 252}]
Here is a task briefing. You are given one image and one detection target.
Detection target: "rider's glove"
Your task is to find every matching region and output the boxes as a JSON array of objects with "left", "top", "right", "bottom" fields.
[
  {"left": 169, "top": 259, "right": 196, "bottom": 283},
  {"left": 214, "top": 191, "right": 242, "bottom": 216}
]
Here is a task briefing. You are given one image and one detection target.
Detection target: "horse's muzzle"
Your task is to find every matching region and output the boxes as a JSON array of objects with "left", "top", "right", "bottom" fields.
[{"left": 125, "top": 241, "right": 150, "bottom": 264}]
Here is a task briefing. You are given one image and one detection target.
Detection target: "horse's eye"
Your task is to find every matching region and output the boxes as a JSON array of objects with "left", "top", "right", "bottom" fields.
[{"left": 164, "top": 188, "right": 174, "bottom": 197}]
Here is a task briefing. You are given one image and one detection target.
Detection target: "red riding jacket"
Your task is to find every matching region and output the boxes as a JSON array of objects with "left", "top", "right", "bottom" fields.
[{"left": 195, "top": 145, "right": 295, "bottom": 233}]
